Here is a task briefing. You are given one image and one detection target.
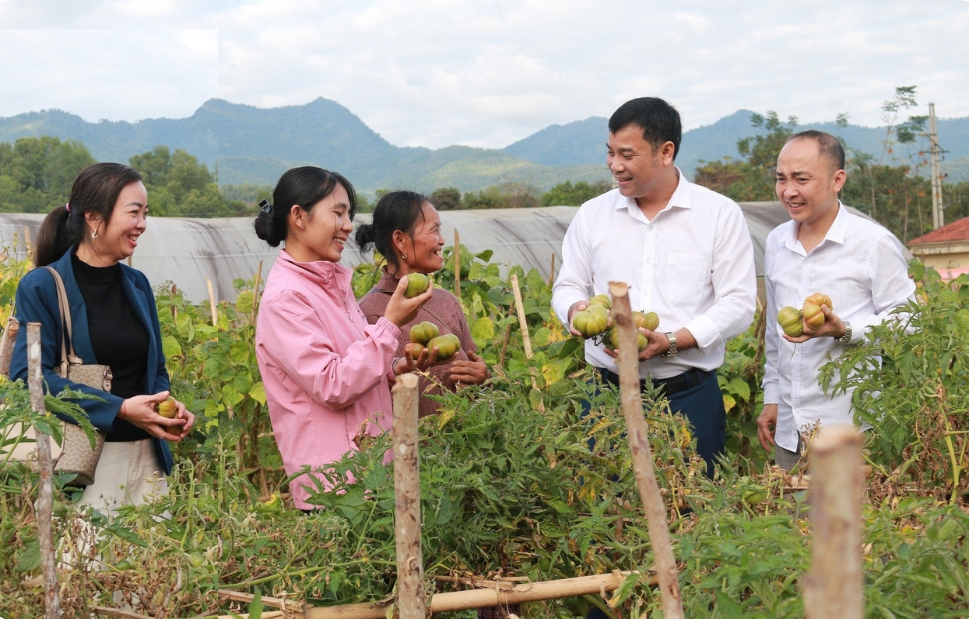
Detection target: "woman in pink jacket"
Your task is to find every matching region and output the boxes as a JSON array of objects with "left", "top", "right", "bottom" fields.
[{"left": 254, "top": 167, "right": 433, "bottom": 510}]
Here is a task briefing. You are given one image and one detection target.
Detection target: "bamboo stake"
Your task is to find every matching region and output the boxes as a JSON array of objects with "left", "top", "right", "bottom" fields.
[
  {"left": 392, "top": 373, "right": 424, "bottom": 619},
  {"left": 250, "top": 260, "right": 263, "bottom": 327},
  {"left": 28, "top": 323, "right": 62, "bottom": 619},
  {"left": 803, "top": 426, "right": 863, "bottom": 619},
  {"left": 1, "top": 316, "right": 20, "bottom": 376},
  {"left": 23, "top": 225, "right": 33, "bottom": 259},
  {"left": 206, "top": 277, "right": 218, "bottom": 327},
  {"left": 304, "top": 572, "right": 657, "bottom": 619},
  {"left": 510, "top": 273, "right": 542, "bottom": 406},
  {"left": 608, "top": 282, "right": 684, "bottom": 619},
  {"left": 509, "top": 274, "right": 533, "bottom": 359},
  {"left": 93, "top": 607, "right": 155, "bottom": 619},
  {"left": 548, "top": 253, "right": 556, "bottom": 287},
  {"left": 454, "top": 230, "right": 461, "bottom": 299}
]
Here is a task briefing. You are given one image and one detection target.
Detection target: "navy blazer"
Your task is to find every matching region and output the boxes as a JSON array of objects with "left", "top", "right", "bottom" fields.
[{"left": 10, "top": 248, "right": 174, "bottom": 475}]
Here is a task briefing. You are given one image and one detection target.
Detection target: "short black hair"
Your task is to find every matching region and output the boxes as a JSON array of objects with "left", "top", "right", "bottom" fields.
[
  {"left": 608, "top": 97, "right": 682, "bottom": 160},
  {"left": 788, "top": 130, "right": 846, "bottom": 172}
]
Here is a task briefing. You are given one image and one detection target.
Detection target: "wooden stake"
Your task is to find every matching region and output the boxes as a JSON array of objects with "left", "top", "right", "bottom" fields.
[
  {"left": 510, "top": 273, "right": 542, "bottom": 404},
  {"left": 454, "top": 230, "right": 461, "bottom": 299},
  {"left": 548, "top": 253, "right": 556, "bottom": 287},
  {"left": 23, "top": 225, "right": 33, "bottom": 259},
  {"left": 250, "top": 260, "right": 264, "bottom": 327},
  {"left": 803, "top": 426, "right": 863, "bottom": 619},
  {"left": 304, "top": 572, "right": 657, "bottom": 619},
  {"left": 28, "top": 323, "right": 62, "bottom": 619},
  {"left": 206, "top": 277, "right": 218, "bottom": 327},
  {"left": 608, "top": 282, "right": 684, "bottom": 619},
  {"left": 509, "top": 274, "right": 533, "bottom": 359},
  {"left": 392, "top": 373, "right": 424, "bottom": 619},
  {"left": 1, "top": 316, "right": 20, "bottom": 376}
]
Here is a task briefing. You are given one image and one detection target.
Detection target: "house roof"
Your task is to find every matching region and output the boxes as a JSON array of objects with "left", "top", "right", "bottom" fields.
[{"left": 908, "top": 217, "right": 969, "bottom": 245}]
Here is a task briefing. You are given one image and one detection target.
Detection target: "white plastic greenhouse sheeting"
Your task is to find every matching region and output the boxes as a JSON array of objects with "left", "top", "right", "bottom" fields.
[{"left": 0, "top": 203, "right": 903, "bottom": 304}]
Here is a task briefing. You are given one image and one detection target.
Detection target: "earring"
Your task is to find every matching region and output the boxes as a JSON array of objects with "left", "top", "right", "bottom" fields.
[
  {"left": 402, "top": 253, "right": 407, "bottom": 260},
  {"left": 92, "top": 229, "right": 98, "bottom": 239}
]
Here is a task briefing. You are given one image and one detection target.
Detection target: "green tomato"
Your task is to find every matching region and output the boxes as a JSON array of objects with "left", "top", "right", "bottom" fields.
[
  {"left": 426, "top": 334, "right": 461, "bottom": 361},
  {"left": 404, "top": 273, "right": 430, "bottom": 298},
  {"left": 777, "top": 306, "right": 803, "bottom": 337},
  {"left": 573, "top": 309, "right": 607, "bottom": 338},
  {"left": 408, "top": 321, "right": 440, "bottom": 344}
]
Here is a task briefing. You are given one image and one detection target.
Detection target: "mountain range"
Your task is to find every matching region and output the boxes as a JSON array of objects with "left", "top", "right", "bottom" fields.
[{"left": 2, "top": 97, "right": 967, "bottom": 194}]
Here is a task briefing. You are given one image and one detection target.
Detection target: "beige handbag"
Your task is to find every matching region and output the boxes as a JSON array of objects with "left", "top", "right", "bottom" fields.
[{"left": 0, "top": 267, "right": 111, "bottom": 486}]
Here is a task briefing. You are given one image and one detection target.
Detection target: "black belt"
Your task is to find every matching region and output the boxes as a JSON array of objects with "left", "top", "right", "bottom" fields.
[{"left": 596, "top": 367, "right": 713, "bottom": 397}]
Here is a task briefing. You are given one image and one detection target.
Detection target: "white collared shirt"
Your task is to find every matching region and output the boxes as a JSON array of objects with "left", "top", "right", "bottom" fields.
[
  {"left": 762, "top": 203, "right": 916, "bottom": 451},
  {"left": 551, "top": 168, "right": 757, "bottom": 380}
]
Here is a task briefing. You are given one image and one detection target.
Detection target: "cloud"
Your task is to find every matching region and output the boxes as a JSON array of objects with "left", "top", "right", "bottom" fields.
[{"left": 1, "top": 0, "right": 967, "bottom": 149}]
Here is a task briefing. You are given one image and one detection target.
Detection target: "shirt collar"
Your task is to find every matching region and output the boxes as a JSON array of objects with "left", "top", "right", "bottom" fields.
[
  {"left": 614, "top": 166, "right": 691, "bottom": 215},
  {"left": 780, "top": 201, "right": 848, "bottom": 253}
]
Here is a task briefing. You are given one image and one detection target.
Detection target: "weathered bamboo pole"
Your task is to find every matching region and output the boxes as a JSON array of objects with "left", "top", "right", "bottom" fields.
[
  {"left": 304, "top": 572, "right": 656, "bottom": 619},
  {"left": 509, "top": 274, "right": 533, "bottom": 359},
  {"left": 608, "top": 282, "right": 684, "bottom": 619},
  {"left": 392, "top": 373, "right": 424, "bottom": 619},
  {"left": 217, "top": 589, "right": 302, "bottom": 612},
  {"left": 454, "top": 230, "right": 461, "bottom": 299},
  {"left": 548, "top": 253, "right": 556, "bottom": 287},
  {"left": 206, "top": 277, "right": 218, "bottom": 327},
  {"left": 803, "top": 425, "right": 864, "bottom": 619},
  {"left": 28, "top": 323, "right": 62, "bottom": 618},
  {"left": 1, "top": 316, "right": 20, "bottom": 376},
  {"left": 509, "top": 273, "right": 542, "bottom": 404}
]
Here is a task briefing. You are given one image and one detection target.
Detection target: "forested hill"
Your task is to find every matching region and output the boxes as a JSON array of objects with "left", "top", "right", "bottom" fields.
[
  {"left": 505, "top": 110, "right": 969, "bottom": 182},
  {"left": 2, "top": 98, "right": 967, "bottom": 190}
]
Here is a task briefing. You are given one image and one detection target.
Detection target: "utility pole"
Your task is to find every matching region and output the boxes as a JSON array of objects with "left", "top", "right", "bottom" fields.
[{"left": 928, "top": 103, "right": 944, "bottom": 229}]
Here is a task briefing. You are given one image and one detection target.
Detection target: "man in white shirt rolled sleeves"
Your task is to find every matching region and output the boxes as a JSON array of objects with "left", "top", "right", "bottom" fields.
[
  {"left": 757, "top": 130, "right": 916, "bottom": 471},
  {"left": 552, "top": 97, "right": 757, "bottom": 478}
]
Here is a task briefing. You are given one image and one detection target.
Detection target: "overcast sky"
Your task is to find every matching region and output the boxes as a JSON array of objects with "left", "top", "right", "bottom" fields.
[{"left": 1, "top": 0, "right": 967, "bottom": 149}]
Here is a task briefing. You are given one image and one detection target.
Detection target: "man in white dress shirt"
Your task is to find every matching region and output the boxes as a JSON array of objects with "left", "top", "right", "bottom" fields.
[
  {"left": 552, "top": 97, "right": 757, "bottom": 477},
  {"left": 757, "top": 130, "right": 915, "bottom": 470}
]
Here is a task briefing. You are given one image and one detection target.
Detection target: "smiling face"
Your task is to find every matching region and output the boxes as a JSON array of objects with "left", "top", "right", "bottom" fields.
[
  {"left": 775, "top": 137, "right": 846, "bottom": 232},
  {"left": 289, "top": 183, "right": 353, "bottom": 263},
  {"left": 80, "top": 180, "right": 149, "bottom": 267},
  {"left": 395, "top": 202, "right": 445, "bottom": 275},
  {"left": 606, "top": 124, "right": 677, "bottom": 209}
]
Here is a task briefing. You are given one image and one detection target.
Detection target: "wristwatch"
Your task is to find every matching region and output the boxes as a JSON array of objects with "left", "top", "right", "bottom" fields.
[
  {"left": 837, "top": 321, "right": 852, "bottom": 343},
  {"left": 662, "top": 332, "right": 677, "bottom": 357}
]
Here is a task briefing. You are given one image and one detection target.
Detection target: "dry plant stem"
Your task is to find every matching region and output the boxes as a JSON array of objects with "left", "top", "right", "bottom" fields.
[
  {"left": 454, "top": 230, "right": 461, "bottom": 298},
  {"left": 93, "top": 607, "right": 154, "bottom": 619},
  {"left": 206, "top": 277, "right": 218, "bottom": 327},
  {"left": 250, "top": 260, "right": 263, "bottom": 328},
  {"left": 305, "top": 572, "right": 655, "bottom": 619},
  {"left": 392, "top": 373, "right": 425, "bottom": 619},
  {"left": 28, "top": 323, "right": 62, "bottom": 619},
  {"left": 0, "top": 315, "right": 19, "bottom": 375},
  {"left": 217, "top": 589, "right": 302, "bottom": 612},
  {"left": 803, "top": 425, "right": 863, "bottom": 619},
  {"left": 608, "top": 282, "right": 684, "bottom": 619}
]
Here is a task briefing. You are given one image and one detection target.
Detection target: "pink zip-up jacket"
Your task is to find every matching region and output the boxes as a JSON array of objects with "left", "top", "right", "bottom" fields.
[{"left": 255, "top": 250, "right": 399, "bottom": 509}]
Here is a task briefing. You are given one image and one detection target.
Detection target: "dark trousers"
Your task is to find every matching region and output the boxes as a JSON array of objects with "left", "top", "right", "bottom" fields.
[{"left": 593, "top": 367, "right": 726, "bottom": 478}]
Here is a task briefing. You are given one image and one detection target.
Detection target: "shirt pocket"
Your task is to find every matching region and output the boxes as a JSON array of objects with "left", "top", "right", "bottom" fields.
[{"left": 663, "top": 253, "right": 709, "bottom": 305}]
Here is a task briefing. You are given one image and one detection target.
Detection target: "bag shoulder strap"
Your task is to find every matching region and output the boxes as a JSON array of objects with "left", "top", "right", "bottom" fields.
[{"left": 43, "top": 266, "right": 82, "bottom": 370}]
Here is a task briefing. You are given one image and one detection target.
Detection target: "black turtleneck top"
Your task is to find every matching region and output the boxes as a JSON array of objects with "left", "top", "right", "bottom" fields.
[{"left": 71, "top": 252, "right": 151, "bottom": 442}]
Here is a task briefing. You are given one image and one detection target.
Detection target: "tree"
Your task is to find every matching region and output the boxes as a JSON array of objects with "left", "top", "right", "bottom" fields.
[
  {"left": 429, "top": 187, "right": 462, "bottom": 210},
  {"left": 694, "top": 111, "right": 798, "bottom": 202},
  {"left": 462, "top": 187, "right": 508, "bottom": 209},
  {"left": 540, "top": 180, "right": 612, "bottom": 206},
  {"left": 0, "top": 137, "right": 96, "bottom": 213},
  {"left": 129, "top": 146, "right": 250, "bottom": 217}
]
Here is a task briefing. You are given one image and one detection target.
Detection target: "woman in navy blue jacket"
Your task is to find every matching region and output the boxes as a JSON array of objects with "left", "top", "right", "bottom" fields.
[{"left": 10, "top": 162, "right": 195, "bottom": 512}]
